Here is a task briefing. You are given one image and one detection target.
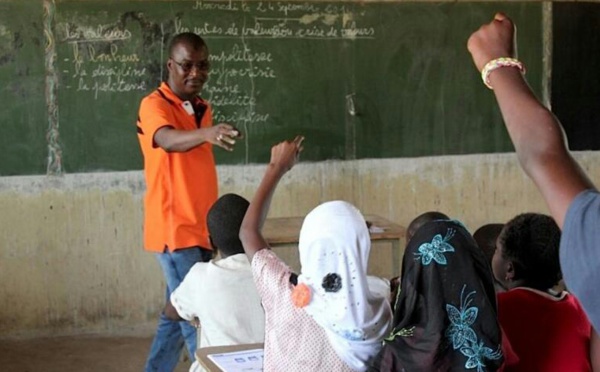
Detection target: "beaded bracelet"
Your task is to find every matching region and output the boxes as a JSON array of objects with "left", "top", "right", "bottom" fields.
[{"left": 481, "top": 57, "right": 526, "bottom": 89}]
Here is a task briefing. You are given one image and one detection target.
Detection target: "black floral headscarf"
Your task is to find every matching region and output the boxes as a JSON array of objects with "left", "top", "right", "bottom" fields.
[{"left": 369, "top": 220, "right": 504, "bottom": 372}]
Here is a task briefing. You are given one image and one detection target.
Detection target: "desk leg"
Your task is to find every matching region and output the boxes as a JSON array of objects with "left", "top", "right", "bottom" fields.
[{"left": 392, "top": 239, "right": 401, "bottom": 278}]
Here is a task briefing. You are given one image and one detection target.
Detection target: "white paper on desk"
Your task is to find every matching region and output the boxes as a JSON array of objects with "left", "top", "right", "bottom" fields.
[
  {"left": 207, "top": 348, "right": 263, "bottom": 371},
  {"left": 369, "top": 225, "right": 385, "bottom": 233}
]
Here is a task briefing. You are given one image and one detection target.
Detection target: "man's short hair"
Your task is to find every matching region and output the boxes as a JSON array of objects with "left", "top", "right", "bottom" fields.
[
  {"left": 207, "top": 193, "right": 249, "bottom": 257},
  {"left": 168, "top": 32, "right": 207, "bottom": 56},
  {"left": 498, "top": 213, "right": 562, "bottom": 290}
]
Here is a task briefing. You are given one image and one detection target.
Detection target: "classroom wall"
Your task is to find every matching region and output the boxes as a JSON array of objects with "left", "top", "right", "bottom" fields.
[{"left": 2, "top": 152, "right": 600, "bottom": 338}]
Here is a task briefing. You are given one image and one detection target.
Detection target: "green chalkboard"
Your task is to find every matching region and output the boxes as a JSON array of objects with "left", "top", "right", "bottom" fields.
[
  {"left": 552, "top": 2, "right": 600, "bottom": 151},
  {"left": 0, "top": 0, "right": 47, "bottom": 175},
  {"left": 1, "top": 1, "right": 544, "bottom": 175}
]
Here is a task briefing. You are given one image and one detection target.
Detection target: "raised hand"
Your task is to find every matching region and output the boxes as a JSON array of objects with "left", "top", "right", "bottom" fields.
[
  {"left": 467, "top": 13, "right": 516, "bottom": 72},
  {"left": 269, "top": 135, "right": 304, "bottom": 172},
  {"left": 240, "top": 135, "right": 305, "bottom": 261}
]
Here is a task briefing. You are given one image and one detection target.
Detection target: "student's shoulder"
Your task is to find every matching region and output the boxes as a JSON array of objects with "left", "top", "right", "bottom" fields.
[
  {"left": 564, "top": 292, "right": 587, "bottom": 311},
  {"left": 185, "top": 261, "right": 210, "bottom": 279},
  {"left": 556, "top": 293, "right": 593, "bottom": 327},
  {"left": 498, "top": 288, "right": 539, "bottom": 307},
  {"left": 251, "top": 250, "right": 293, "bottom": 287},
  {"left": 251, "top": 249, "right": 281, "bottom": 268},
  {"left": 564, "top": 189, "right": 600, "bottom": 232}
]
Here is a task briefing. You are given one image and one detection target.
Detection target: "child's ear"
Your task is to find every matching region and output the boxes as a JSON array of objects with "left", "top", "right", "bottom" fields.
[
  {"left": 505, "top": 261, "right": 516, "bottom": 282},
  {"left": 208, "top": 236, "right": 221, "bottom": 259}
]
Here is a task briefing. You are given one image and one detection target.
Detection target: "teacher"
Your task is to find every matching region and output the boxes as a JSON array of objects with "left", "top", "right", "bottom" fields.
[{"left": 136, "top": 32, "right": 239, "bottom": 372}]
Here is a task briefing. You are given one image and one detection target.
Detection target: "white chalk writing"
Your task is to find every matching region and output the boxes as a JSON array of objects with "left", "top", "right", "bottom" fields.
[
  {"left": 203, "top": 42, "right": 275, "bottom": 128},
  {"left": 181, "top": 1, "right": 375, "bottom": 41},
  {"left": 63, "top": 24, "right": 132, "bottom": 43},
  {"left": 210, "top": 44, "right": 273, "bottom": 63},
  {"left": 192, "top": 0, "right": 251, "bottom": 12},
  {"left": 56, "top": 1, "right": 378, "bottom": 137},
  {"left": 64, "top": 42, "right": 147, "bottom": 100},
  {"left": 77, "top": 76, "right": 147, "bottom": 100},
  {"left": 87, "top": 44, "right": 140, "bottom": 63},
  {"left": 212, "top": 109, "right": 270, "bottom": 126},
  {"left": 179, "top": 3, "right": 376, "bottom": 134},
  {"left": 211, "top": 64, "right": 276, "bottom": 86}
]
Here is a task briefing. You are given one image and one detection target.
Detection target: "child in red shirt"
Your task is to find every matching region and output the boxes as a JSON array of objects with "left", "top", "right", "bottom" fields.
[{"left": 492, "top": 213, "right": 599, "bottom": 371}]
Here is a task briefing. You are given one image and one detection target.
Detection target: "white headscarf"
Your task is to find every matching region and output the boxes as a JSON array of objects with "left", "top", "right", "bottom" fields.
[{"left": 297, "top": 201, "right": 392, "bottom": 371}]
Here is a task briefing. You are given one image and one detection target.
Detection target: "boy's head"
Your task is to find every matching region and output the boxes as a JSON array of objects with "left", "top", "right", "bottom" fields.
[
  {"left": 406, "top": 211, "right": 450, "bottom": 244},
  {"left": 493, "top": 213, "right": 561, "bottom": 291},
  {"left": 473, "top": 223, "right": 504, "bottom": 264},
  {"left": 207, "top": 193, "right": 250, "bottom": 258}
]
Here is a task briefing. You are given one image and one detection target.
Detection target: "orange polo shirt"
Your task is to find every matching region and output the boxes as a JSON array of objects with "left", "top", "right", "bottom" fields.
[{"left": 137, "top": 82, "right": 217, "bottom": 252}]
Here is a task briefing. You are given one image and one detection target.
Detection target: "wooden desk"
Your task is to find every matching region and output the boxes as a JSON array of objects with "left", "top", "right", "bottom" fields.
[
  {"left": 196, "top": 343, "right": 264, "bottom": 372},
  {"left": 263, "top": 214, "right": 405, "bottom": 277}
]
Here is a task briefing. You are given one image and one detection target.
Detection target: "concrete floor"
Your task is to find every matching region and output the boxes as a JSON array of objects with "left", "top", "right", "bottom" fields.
[{"left": 0, "top": 335, "right": 190, "bottom": 372}]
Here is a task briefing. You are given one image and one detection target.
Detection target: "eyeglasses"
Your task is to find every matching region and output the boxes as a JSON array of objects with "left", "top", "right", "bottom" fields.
[{"left": 170, "top": 58, "right": 210, "bottom": 73}]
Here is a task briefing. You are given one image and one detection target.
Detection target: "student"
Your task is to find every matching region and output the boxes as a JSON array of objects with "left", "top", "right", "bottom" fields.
[
  {"left": 239, "top": 136, "right": 392, "bottom": 372},
  {"left": 388, "top": 211, "right": 451, "bottom": 304},
  {"left": 474, "top": 223, "right": 505, "bottom": 293},
  {"left": 405, "top": 211, "right": 450, "bottom": 244},
  {"left": 165, "top": 193, "right": 265, "bottom": 372},
  {"left": 473, "top": 224, "right": 504, "bottom": 265},
  {"left": 369, "top": 219, "right": 506, "bottom": 371},
  {"left": 493, "top": 213, "right": 598, "bottom": 371},
  {"left": 467, "top": 13, "right": 600, "bottom": 332}
]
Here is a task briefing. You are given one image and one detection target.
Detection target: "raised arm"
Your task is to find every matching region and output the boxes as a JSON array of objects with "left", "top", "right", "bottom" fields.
[
  {"left": 239, "top": 136, "right": 304, "bottom": 262},
  {"left": 467, "top": 13, "right": 595, "bottom": 228}
]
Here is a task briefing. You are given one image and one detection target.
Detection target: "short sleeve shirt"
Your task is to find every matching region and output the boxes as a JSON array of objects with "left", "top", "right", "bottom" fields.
[
  {"left": 170, "top": 254, "right": 265, "bottom": 347},
  {"left": 561, "top": 189, "right": 600, "bottom": 332},
  {"left": 137, "top": 82, "right": 217, "bottom": 252},
  {"left": 251, "top": 249, "right": 353, "bottom": 372},
  {"left": 498, "top": 288, "right": 591, "bottom": 372}
]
